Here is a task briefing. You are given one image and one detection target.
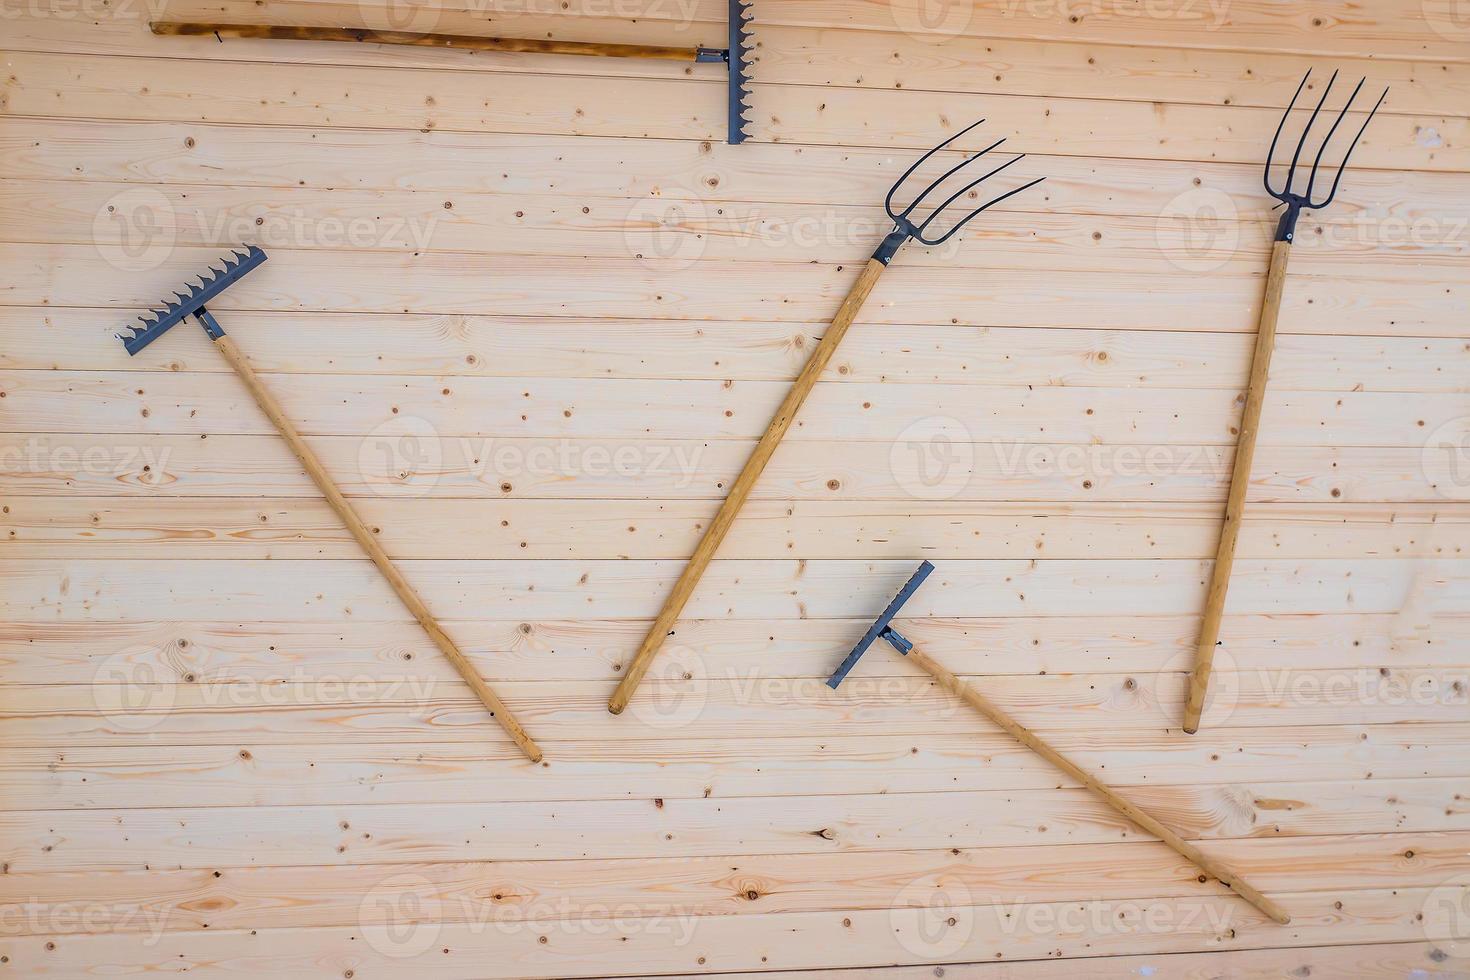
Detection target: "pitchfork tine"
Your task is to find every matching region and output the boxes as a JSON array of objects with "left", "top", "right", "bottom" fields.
[
  {"left": 883, "top": 117, "right": 989, "bottom": 220},
  {"left": 914, "top": 155, "right": 1041, "bottom": 244},
  {"left": 1303, "top": 75, "right": 1363, "bottom": 202},
  {"left": 1314, "top": 84, "right": 1388, "bottom": 208},
  {"left": 1281, "top": 69, "right": 1338, "bottom": 199}
]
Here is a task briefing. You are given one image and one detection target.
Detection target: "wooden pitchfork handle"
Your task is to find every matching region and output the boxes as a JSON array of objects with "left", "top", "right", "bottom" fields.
[
  {"left": 1181, "top": 240, "right": 1290, "bottom": 734},
  {"left": 211, "top": 331, "right": 544, "bottom": 763},
  {"left": 904, "top": 640, "right": 1292, "bottom": 925},
  {"left": 609, "top": 258, "right": 890, "bottom": 713}
]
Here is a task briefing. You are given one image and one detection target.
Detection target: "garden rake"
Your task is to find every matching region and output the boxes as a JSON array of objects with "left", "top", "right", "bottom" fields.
[
  {"left": 1182, "top": 70, "right": 1387, "bottom": 735},
  {"left": 609, "top": 119, "right": 1045, "bottom": 714},
  {"left": 115, "top": 246, "right": 544, "bottom": 762},
  {"left": 152, "top": 0, "right": 754, "bottom": 144},
  {"left": 831, "top": 561, "right": 1292, "bottom": 925}
]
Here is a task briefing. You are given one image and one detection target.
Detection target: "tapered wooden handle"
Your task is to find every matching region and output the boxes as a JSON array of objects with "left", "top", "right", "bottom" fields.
[
  {"left": 213, "top": 334, "right": 544, "bottom": 763},
  {"left": 904, "top": 644, "right": 1291, "bottom": 925},
  {"left": 1182, "top": 241, "right": 1291, "bottom": 735},
  {"left": 152, "top": 22, "right": 703, "bottom": 61},
  {"left": 609, "top": 258, "right": 890, "bottom": 714}
]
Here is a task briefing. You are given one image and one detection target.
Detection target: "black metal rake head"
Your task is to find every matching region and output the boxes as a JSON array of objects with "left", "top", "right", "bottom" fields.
[
  {"left": 116, "top": 245, "right": 267, "bottom": 355},
  {"left": 872, "top": 118, "right": 1046, "bottom": 264},
  {"left": 695, "top": 0, "right": 754, "bottom": 144},
  {"left": 1265, "top": 69, "right": 1388, "bottom": 243}
]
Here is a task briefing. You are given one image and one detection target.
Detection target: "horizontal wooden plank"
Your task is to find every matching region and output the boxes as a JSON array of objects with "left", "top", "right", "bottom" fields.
[
  {"left": 1, "top": 777, "right": 1464, "bottom": 871},
  {"left": 6, "top": 51, "right": 1463, "bottom": 169},
  {"left": 6, "top": 310, "right": 1470, "bottom": 392},
  {"left": 10, "top": 178, "right": 1466, "bottom": 274},
  {"left": 0, "top": 886, "right": 1452, "bottom": 976},
  {"left": 4, "top": 433, "right": 1457, "bottom": 503},
  {"left": 6, "top": 556, "right": 1467, "bottom": 620},
  {"left": 477, "top": 0, "right": 1470, "bottom": 62},
  {"left": 10, "top": 2, "right": 1470, "bottom": 118},
  {"left": 9, "top": 119, "right": 1464, "bottom": 229},
  {"left": 8, "top": 498, "right": 1466, "bottom": 560},
  {"left": 1, "top": 833, "right": 1460, "bottom": 935},
  {"left": 5, "top": 610, "right": 1464, "bottom": 685},
  {"left": 605, "top": 942, "right": 1466, "bottom": 980},
  {"left": 9, "top": 664, "right": 1470, "bottom": 747},
  {"left": 5, "top": 723, "right": 1466, "bottom": 808},
  {"left": 11, "top": 245, "right": 1465, "bottom": 337},
  {"left": 6, "top": 369, "right": 1465, "bottom": 448}
]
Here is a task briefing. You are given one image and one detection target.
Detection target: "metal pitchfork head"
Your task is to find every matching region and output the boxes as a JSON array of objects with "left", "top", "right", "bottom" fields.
[
  {"left": 1265, "top": 69, "right": 1388, "bottom": 244},
  {"left": 872, "top": 118, "right": 1046, "bottom": 264}
]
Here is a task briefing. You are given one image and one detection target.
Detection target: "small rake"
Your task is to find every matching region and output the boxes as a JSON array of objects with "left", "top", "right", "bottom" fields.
[
  {"left": 608, "top": 120, "right": 1044, "bottom": 714},
  {"left": 116, "top": 246, "right": 544, "bottom": 762},
  {"left": 1182, "top": 70, "right": 1388, "bottom": 734},
  {"left": 152, "top": 0, "right": 754, "bottom": 144},
  {"left": 831, "top": 561, "right": 1292, "bottom": 925}
]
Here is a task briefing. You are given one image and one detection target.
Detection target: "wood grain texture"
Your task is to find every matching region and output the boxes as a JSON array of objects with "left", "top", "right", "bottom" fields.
[{"left": 4, "top": 0, "right": 1468, "bottom": 973}]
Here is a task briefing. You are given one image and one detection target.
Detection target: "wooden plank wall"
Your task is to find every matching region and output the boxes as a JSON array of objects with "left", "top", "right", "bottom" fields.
[{"left": 2, "top": 0, "right": 1469, "bottom": 975}]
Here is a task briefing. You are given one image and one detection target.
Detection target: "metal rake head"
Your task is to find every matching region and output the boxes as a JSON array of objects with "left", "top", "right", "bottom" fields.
[
  {"left": 827, "top": 560, "right": 934, "bottom": 689},
  {"left": 1265, "top": 69, "right": 1388, "bottom": 242},
  {"left": 872, "top": 118, "right": 1046, "bottom": 264},
  {"left": 695, "top": 0, "right": 754, "bottom": 144},
  {"left": 116, "top": 245, "right": 267, "bottom": 355}
]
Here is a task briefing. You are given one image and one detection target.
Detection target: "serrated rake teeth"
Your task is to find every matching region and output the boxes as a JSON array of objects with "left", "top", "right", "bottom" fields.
[
  {"left": 727, "top": 0, "right": 755, "bottom": 144},
  {"left": 116, "top": 245, "right": 268, "bottom": 355}
]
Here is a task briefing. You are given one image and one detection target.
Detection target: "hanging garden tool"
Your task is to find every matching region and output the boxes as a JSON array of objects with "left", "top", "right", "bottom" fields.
[
  {"left": 115, "top": 246, "right": 544, "bottom": 763},
  {"left": 608, "top": 120, "right": 1045, "bottom": 714},
  {"left": 831, "top": 561, "right": 1293, "bottom": 925},
  {"left": 151, "top": 0, "right": 754, "bottom": 144},
  {"left": 1182, "top": 70, "right": 1388, "bottom": 735}
]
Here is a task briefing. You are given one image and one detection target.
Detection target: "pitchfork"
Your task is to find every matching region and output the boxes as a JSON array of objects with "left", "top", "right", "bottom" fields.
[
  {"left": 1182, "top": 70, "right": 1388, "bottom": 734},
  {"left": 609, "top": 120, "right": 1044, "bottom": 714}
]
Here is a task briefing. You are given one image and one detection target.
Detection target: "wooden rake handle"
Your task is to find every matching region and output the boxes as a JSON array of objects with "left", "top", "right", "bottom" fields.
[
  {"left": 903, "top": 642, "right": 1292, "bottom": 925},
  {"left": 1182, "top": 240, "right": 1291, "bottom": 734},
  {"left": 609, "top": 258, "right": 890, "bottom": 713},
  {"left": 152, "top": 22, "right": 708, "bottom": 61},
  {"left": 212, "top": 334, "right": 544, "bottom": 763}
]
